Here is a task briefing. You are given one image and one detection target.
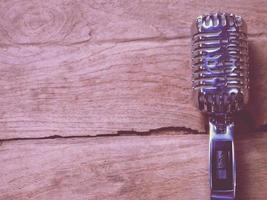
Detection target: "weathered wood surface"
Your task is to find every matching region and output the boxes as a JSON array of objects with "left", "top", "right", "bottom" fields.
[
  {"left": 0, "top": 0, "right": 267, "bottom": 138},
  {"left": 0, "top": 133, "right": 266, "bottom": 200},
  {"left": 0, "top": 1, "right": 266, "bottom": 200}
]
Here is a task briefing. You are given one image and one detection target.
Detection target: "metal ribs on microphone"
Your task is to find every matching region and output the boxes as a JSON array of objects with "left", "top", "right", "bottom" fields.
[
  {"left": 191, "top": 13, "right": 250, "bottom": 200},
  {"left": 191, "top": 13, "right": 249, "bottom": 114}
]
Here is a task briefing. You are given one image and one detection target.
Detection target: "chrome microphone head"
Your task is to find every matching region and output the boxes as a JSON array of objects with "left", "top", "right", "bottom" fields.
[
  {"left": 191, "top": 13, "right": 250, "bottom": 200},
  {"left": 191, "top": 13, "right": 249, "bottom": 115}
]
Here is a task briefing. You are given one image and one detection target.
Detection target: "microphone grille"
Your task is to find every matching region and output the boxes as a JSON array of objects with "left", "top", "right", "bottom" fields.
[{"left": 191, "top": 13, "right": 249, "bottom": 114}]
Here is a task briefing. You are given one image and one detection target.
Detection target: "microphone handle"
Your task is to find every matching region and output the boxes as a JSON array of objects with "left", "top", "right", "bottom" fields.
[{"left": 209, "top": 119, "right": 236, "bottom": 200}]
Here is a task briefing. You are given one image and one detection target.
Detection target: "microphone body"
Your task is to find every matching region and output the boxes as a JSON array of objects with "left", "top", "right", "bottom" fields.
[{"left": 191, "top": 13, "right": 249, "bottom": 200}]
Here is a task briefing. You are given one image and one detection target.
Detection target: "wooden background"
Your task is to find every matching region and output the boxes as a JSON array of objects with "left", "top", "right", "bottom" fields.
[{"left": 0, "top": 0, "right": 267, "bottom": 199}]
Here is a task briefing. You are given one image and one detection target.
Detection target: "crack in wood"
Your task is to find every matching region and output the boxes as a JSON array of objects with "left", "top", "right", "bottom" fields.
[
  {"left": 1, "top": 123, "right": 267, "bottom": 143},
  {"left": 0, "top": 126, "right": 204, "bottom": 143}
]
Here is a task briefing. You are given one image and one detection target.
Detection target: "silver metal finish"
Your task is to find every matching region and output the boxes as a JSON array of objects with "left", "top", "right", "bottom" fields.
[
  {"left": 191, "top": 13, "right": 249, "bottom": 200},
  {"left": 191, "top": 13, "right": 249, "bottom": 114},
  {"left": 209, "top": 121, "right": 236, "bottom": 200}
]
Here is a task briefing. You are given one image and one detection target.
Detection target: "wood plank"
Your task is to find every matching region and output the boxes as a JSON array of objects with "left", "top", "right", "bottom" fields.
[
  {"left": 0, "top": 39, "right": 204, "bottom": 138},
  {"left": 0, "top": 0, "right": 267, "bottom": 138},
  {"left": 0, "top": 133, "right": 266, "bottom": 200}
]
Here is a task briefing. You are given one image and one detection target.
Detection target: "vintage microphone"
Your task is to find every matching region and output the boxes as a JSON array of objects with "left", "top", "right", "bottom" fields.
[{"left": 191, "top": 13, "right": 249, "bottom": 200}]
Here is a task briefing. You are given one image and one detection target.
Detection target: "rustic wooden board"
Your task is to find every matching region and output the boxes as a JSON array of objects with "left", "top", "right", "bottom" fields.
[
  {"left": 0, "top": 0, "right": 267, "bottom": 138},
  {"left": 0, "top": 133, "right": 266, "bottom": 200},
  {"left": 1, "top": 1, "right": 266, "bottom": 199}
]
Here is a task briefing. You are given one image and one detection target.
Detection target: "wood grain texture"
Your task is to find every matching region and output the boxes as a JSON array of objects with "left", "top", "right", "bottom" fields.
[
  {"left": 0, "top": 133, "right": 266, "bottom": 200},
  {"left": 0, "top": 0, "right": 267, "bottom": 138}
]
